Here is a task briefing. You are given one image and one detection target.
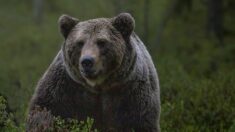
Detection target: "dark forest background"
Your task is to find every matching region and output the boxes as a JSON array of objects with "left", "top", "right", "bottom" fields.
[{"left": 0, "top": 0, "right": 235, "bottom": 131}]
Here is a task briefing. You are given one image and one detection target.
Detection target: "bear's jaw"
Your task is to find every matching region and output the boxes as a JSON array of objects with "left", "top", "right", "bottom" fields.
[
  {"left": 85, "top": 78, "right": 96, "bottom": 87},
  {"left": 84, "top": 76, "right": 106, "bottom": 87}
]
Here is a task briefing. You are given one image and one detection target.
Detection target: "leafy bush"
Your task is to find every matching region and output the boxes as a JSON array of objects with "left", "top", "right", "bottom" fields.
[
  {"left": 229, "top": 120, "right": 235, "bottom": 132},
  {"left": 0, "top": 95, "right": 22, "bottom": 131},
  {"left": 54, "top": 117, "right": 97, "bottom": 132},
  {"left": 0, "top": 96, "right": 97, "bottom": 131},
  {"left": 158, "top": 57, "right": 235, "bottom": 131}
]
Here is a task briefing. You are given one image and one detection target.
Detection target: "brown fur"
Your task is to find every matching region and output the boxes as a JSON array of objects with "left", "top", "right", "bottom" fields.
[{"left": 27, "top": 13, "right": 160, "bottom": 132}]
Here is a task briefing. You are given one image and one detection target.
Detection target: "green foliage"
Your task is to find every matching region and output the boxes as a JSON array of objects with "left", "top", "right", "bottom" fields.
[
  {"left": 156, "top": 1, "right": 235, "bottom": 131},
  {"left": 158, "top": 58, "right": 235, "bottom": 131},
  {"left": 0, "top": 96, "right": 24, "bottom": 131},
  {"left": 54, "top": 117, "right": 98, "bottom": 132},
  {"left": 229, "top": 120, "right": 235, "bottom": 132},
  {"left": 0, "top": 96, "right": 97, "bottom": 131}
]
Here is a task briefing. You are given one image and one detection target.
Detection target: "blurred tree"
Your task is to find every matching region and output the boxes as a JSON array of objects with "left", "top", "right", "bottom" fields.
[
  {"left": 143, "top": 0, "right": 150, "bottom": 44},
  {"left": 33, "top": 0, "right": 43, "bottom": 24},
  {"left": 155, "top": 0, "right": 179, "bottom": 47},
  {"left": 47, "top": 0, "right": 61, "bottom": 12},
  {"left": 206, "top": 0, "right": 224, "bottom": 45},
  {"left": 175, "top": 0, "right": 192, "bottom": 14},
  {"left": 226, "top": 0, "right": 235, "bottom": 12},
  {"left": 154, "top": 0, "right": 194, "bottom": 48},
  {"left": 113, "top": 0, "right": 125, "bottom": 14}
]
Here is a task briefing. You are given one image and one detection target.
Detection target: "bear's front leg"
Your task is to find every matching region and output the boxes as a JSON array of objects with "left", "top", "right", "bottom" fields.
[{"left": 26, "top": 106, "right": 54, "bottom": 132}]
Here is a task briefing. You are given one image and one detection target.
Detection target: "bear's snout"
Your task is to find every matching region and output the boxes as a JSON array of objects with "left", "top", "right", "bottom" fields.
[
  {"left": 80, "top": 56, "right": 96, "bottom": 76},
  {"left": 81, "top": 56, "right": 94, "bottom": 70}
]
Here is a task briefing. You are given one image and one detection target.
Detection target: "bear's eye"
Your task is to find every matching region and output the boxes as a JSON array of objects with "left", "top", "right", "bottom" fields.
[
  {"left": 97, "top": 39, "right": 108, "bottom": 48},
  {"left": 77, "top": 41, "right": 84, "bottom": 48}
]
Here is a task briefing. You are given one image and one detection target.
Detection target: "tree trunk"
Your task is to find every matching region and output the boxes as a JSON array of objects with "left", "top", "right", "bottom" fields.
[
  {"left": 207, "top": 0, "right": 224, "bottom": 45},
  {"left": 113, "top": 0, "right": 125, "bottom": 14},
  {"left": 143, "top": 0, "right": 150, "bottom": 44},
  {"left": 154, "top": 0, "right": 179, "bottom": 48},
  {"left": 175, "top": 0, "right": 192, "bottom": 14},
  {"left": 33, "top": 0, "right": 43, "bottom": 24}
]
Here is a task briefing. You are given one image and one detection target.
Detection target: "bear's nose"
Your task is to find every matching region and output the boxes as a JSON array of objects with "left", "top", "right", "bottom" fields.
[{"left": 81, "top": 56, "right": 94, "bottom": 70}]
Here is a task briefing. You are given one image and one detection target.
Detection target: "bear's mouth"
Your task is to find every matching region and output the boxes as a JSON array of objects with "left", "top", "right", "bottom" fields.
[
  {"left": 80, "top": 69, "right": 107, "bottom": 87},
  {"left": 80, "top": 69, "right": 100, "bottom": 79}
]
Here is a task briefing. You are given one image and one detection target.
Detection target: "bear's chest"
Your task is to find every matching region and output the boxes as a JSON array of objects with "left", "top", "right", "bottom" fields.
[{"left": 64, "top": 89, "right": 124, "bottom": 130}]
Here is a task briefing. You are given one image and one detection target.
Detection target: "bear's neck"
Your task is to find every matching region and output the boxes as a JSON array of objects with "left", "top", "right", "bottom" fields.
[{"left": 103, "top": 38, "right": 137, "bottom": 87}]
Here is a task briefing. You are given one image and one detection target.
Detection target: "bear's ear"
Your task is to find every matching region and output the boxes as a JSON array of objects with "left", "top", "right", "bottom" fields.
[
  {"left": 58, "top": 14, "right": 79, "bottom": 38},
  {"left": 112, "top": 13, "right": 135, "bottom": 40}
]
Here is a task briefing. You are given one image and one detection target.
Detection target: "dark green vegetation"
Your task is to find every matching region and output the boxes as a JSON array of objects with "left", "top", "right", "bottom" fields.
[
  {"left": 0, "top": 0, "right": 234, "bottom": 131},
  {"left": 53, "top": 117, "right": 97, "bottom": 132}
]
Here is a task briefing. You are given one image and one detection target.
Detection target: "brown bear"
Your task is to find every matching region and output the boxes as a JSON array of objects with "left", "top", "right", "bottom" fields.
[{"left": 27, "top": 13, "right": 160, "bottom": 132}]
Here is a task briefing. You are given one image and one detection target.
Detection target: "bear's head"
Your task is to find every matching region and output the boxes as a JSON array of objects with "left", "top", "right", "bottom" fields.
[{"left": 59, "top": 13, "right": 135, "bottom": 88}]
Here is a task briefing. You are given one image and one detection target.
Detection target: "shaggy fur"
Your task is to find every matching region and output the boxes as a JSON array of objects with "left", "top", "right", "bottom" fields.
[{"left": 27, "top": 13, "right": 160, "bottom": 132}]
